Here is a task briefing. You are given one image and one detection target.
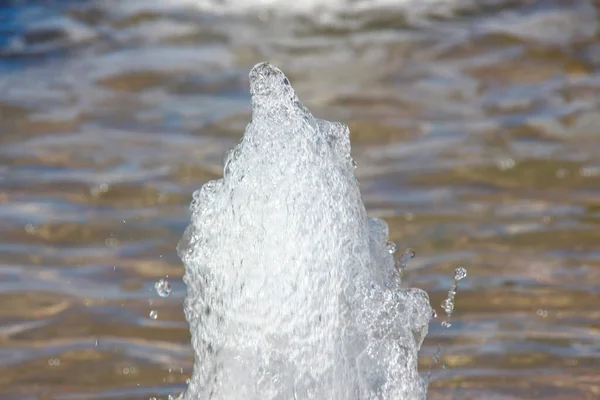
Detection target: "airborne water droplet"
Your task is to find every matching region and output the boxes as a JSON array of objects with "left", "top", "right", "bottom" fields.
[
  {"left": 149, "top": 310, "right": 158, "bottom": 320},
  {"left": 386, "top": 241, "right": 397, "bottom": 254},
  {"left": 399, "top": 248, "right": 415, "bottom": 264},
  {"left": 441, "top": 298, "right": 454, "bottom": 314},
  {"left": 395, "top": 248, "right": 416, "bottom": 273},
  {"left": 441, "top": 266, "right": 467, "bottom": 328},
  {"left": 155, "top": 278, "right": 172, "bottom": 298},
  {"left": 455, "top": 267, "right": 467, "bottom": 281}
]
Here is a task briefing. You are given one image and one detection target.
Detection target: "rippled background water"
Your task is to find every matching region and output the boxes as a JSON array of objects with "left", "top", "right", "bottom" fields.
[{"left": 1, "top": 0, "right": 599, "bottom": 399}]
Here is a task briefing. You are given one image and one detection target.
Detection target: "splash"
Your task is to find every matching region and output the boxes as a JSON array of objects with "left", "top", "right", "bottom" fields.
[
  {"left": 177, "top": 63, "right": 432, "bottom": 400},
  {"left": 427, "top": 266, "right": 467, "bottom": 381},
  {"left": 441, "top": 267, "right": 467, "bottom": 328}
]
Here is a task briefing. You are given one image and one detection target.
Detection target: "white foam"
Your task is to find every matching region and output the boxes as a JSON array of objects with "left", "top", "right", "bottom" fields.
[{"left": 178, "top": 63, "right": 432, "bottom": 400}]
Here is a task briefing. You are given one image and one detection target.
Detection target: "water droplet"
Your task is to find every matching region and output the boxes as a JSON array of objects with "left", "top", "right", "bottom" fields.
[
  {"left": 47, "top": 358, "right": 60, "bottom": 366},
  {"left": 441, "top": 266, "right": 467, "bottom": 327},
  {"left": 441, "top": 298, "right": 454, "bottom": 314},
  {"left": 149, "top": 310, "right": 158, "bottom": 320},
  {"left": 95, "top": 339, "right": 99, "bottom": 347},
  {"left": 90, "top": 183, "right": 109, "bottom": 196},
  {"left": 395, "top": 248, "right": 415, "bottom": 274},
  {"left": 155, "top": 278, "right": 172, "bottom": 298},
  {"left": 426, "top": 344, "right": 443, "bottom": 383},
  {"left": 105, "top": 237, "right": 119, "bottom": 247},
  {"left": 556, "top": 168, "right": 568, "bottom": 179},
  {"left": 385, "top": 241, "right": 397, "bottom": 254},
  {"left": 24, "top": 223, "right": 35, "bottom": 234},
  {"left": 454, "top": 267, "right": 467, "bottom": 281},
  {"left": 497, "top": 158, "right": 515, "bottom": 171},
  {"left": 404, "top": 212, "right": 414, "bottom": 221},
  {"left": 536, "top": 309, "right": 548, "bottom": 318},
  {"left": 580, "top": 166, "right": 600, "bottom": 177},
  {"left": 399, "top": 248, "right": 415, "bottom": 264},
  {"left": 186, "top": 378, "right": 191, "bottom": 384}
]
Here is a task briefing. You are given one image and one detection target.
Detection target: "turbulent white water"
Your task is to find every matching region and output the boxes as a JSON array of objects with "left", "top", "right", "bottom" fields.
[{"left": 177, "top": 63, "right": 432, "bottom": 400}]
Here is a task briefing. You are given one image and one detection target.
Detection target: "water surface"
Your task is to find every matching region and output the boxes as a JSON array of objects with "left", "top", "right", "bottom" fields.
[{"left": 1, "top": 0, "right": 599, "bottom": 399}]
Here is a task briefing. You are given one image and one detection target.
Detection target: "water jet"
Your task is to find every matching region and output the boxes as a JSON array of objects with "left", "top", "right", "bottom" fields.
[{"left": 177, "top": 62, "right": 432, "bottom": 400}]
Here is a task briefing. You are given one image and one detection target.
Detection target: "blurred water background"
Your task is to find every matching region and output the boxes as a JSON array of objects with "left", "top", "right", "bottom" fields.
[{"left": 0, "top": 0, "right": 599, "bottom": 399}]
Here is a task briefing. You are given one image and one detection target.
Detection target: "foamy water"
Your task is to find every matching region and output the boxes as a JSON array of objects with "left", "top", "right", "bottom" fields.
[{"left": 177, "top": 63, "right": 432, "bottom": 399}]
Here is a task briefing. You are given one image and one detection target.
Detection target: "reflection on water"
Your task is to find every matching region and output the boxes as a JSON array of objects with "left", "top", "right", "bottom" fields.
[{"left": 0, "top": 0, "right": 599, "bottom": 399}]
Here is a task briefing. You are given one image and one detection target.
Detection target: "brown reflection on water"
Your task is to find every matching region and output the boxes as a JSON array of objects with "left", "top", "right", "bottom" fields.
[{"left": 0, "top": 0, "right": 599, "bottom": 399}]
